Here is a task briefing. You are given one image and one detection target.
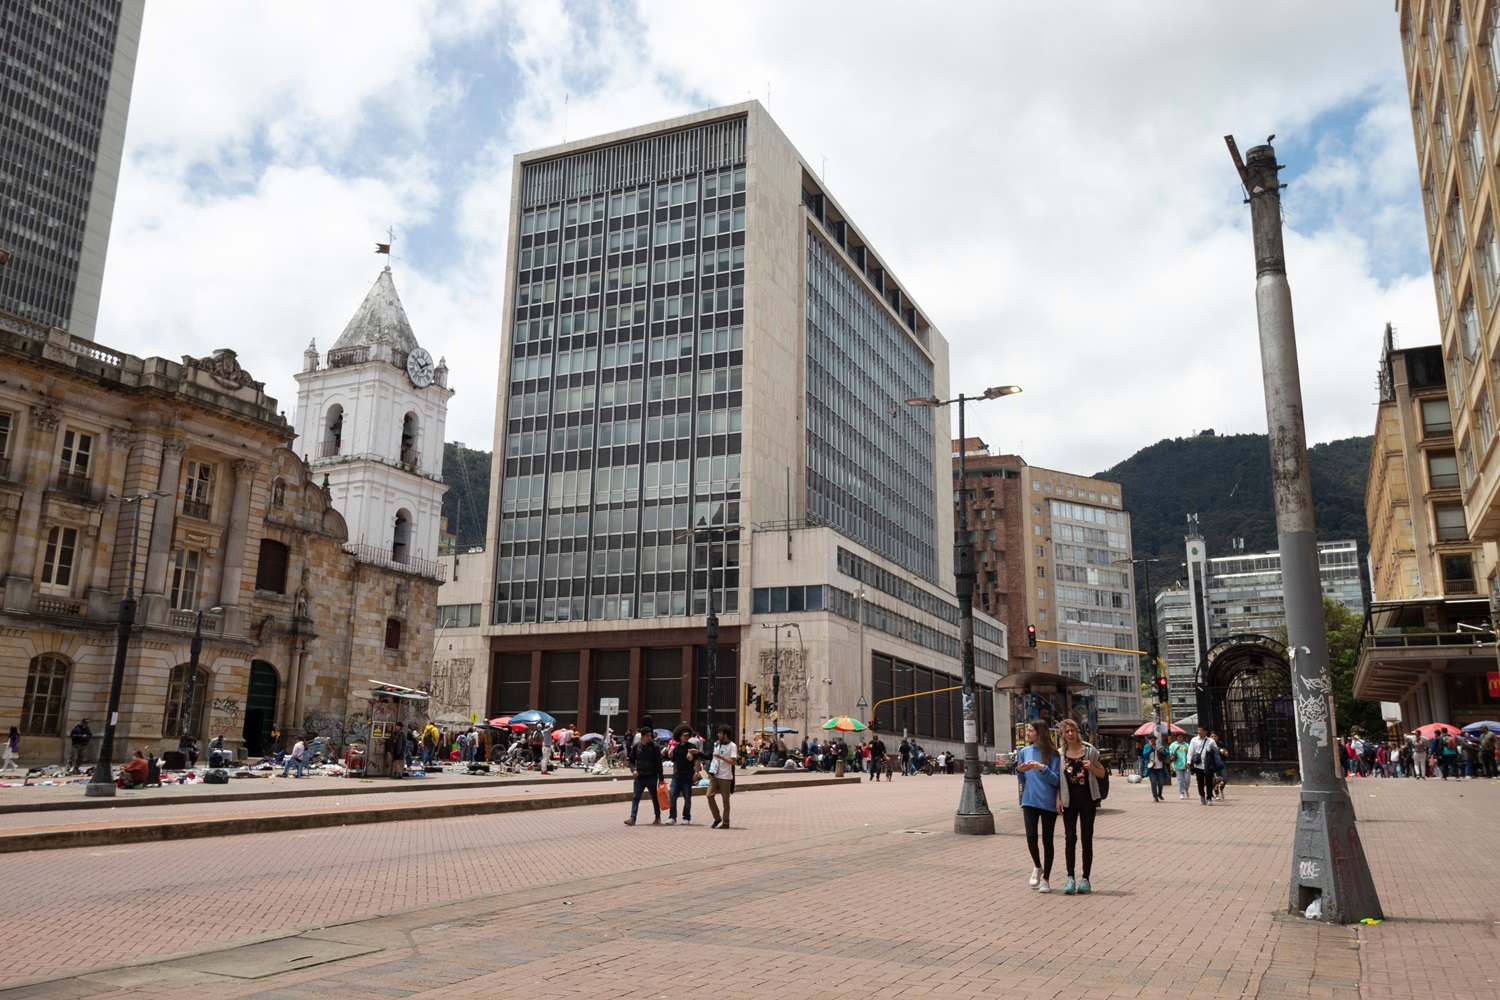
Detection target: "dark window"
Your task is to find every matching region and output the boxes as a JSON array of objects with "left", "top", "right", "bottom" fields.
[
  {"left": 255, "top": 539, "right": 289, "bottom": 593},
  {"left": 22, "top": 654, "right": 69, "bottom": 735},
  {"left": 385, "top": 618, "right": 403, "bottom": 650}
]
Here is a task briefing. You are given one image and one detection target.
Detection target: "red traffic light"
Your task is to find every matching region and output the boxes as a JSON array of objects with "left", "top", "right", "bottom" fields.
[{"left": 1026, "top": 624, "right": 1037, "bottom": 648}]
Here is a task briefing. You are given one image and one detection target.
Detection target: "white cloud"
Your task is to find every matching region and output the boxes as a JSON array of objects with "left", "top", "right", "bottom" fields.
[{"left": 95, "top": 0, "right": 1431, "bottom": 486}]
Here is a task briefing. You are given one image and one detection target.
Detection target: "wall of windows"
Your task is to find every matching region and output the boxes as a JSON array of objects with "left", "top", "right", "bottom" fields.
[
  {"left": 805, "top": 234, "right": 936, "bottom": 580},
  {"left": 496, "top": 121, "right": 746, "bottom": 624}
]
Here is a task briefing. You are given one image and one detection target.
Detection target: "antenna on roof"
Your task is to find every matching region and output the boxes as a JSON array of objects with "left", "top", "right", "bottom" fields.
[{"left": 563, "top": 93, "right": 569, "bottom": 143}]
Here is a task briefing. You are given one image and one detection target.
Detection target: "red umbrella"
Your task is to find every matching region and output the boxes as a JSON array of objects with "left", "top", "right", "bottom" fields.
[
  {"left": 1412, "top": 722, "right": 1461, "bottom": 738},
  {"left": 1133, "top": 722, "right": 1186, "bottom": 737}
]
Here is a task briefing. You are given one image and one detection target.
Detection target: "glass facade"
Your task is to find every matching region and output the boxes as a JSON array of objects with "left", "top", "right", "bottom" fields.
[
  {"left": 0, "top": 0, "right": 137, "bottom": 337},
  {"left": 496, "top": 120, "right": 748, "bottom": 624},
  {"left": 1047, "top": 498, "right": 1138, "bottom": 715},
  {"left": 805, "top": 233, "right": 936, "bottom": 579}
]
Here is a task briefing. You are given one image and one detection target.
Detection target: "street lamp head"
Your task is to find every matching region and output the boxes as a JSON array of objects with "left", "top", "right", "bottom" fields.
[
  {"left": 904, "top": 395, "right": 940, "bottom": 407},
  {"left": 982, "top": 385, "right": 1022, "bottom": 399}
]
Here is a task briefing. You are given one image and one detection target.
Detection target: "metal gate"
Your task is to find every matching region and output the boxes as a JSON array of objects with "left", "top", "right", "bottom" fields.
[
  {"left": 242, "top": 660, "right": 279, "bottom": 755},
  {"left": 1195, "top": 634, "right": 1297, "bottom": 767}
]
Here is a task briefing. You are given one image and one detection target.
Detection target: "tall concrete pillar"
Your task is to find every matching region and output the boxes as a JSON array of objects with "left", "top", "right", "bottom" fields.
[
  {"left": 1427, "top": 673, "right": 1450, "bottom": 722},
  {"left": 1235, "top": 137, "right": 1381, "bottom": 923}
]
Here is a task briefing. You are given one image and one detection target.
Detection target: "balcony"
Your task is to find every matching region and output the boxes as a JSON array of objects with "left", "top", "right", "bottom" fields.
[
  {"left": 53, "top": 470, "right": 93, "bottom": 499},
  {"left": 33, "top": 595, "right": 85, "bottom": 617},
  {"left": 399, "top": 448, "right": 420, "bottom": 472},
  {"left": 327, "top": 346, "right": 369, "bottom": 368},
  {"left": 181, "top": 498, "right": 211, "bottom": 520},
  {"left": 318, "top": 439, "right": 342, "bottom": 459},
  {"left": 0, "top": 456, "right": 10, "bottom": 481},
  {"left": 343, "top": 542, "right": 446, "bottom": 582}
]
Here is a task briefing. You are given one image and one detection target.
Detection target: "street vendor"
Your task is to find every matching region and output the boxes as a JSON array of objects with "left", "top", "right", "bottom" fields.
[{"left": 118, "top": 749, "right": 150, "bottom": 787}]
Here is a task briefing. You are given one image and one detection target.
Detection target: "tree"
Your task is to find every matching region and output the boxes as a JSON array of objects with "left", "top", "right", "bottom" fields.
[{"left": 1324, "top": 597, "right": 1385, "bottom": 737}]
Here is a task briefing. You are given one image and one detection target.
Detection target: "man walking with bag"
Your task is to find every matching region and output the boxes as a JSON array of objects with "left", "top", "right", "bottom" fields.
[{"left": 1187, "top": 725, "right": 1218, "bottom": 805}]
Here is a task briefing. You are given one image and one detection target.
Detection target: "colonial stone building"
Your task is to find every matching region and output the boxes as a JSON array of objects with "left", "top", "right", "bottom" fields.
[{"left": 0, "top": 309, "right": 438, "bottom": 770}]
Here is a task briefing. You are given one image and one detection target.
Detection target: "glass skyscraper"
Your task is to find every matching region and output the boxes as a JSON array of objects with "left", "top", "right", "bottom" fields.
[{"left": 0, "top": 0, "right": 143, "bottom": 340}]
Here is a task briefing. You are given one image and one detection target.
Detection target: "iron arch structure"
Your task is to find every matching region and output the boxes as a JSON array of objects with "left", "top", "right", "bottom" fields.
[{"left": 1195, "top": 633, "right": 1298, "bottom": 773}]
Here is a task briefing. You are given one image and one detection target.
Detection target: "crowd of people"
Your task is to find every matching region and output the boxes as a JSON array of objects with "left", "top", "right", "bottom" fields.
[{"left": 1338, "top": 729, "right": 1496, "bottom": 779}]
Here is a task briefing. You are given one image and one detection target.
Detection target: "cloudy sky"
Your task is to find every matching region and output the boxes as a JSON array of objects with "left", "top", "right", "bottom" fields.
[{"left": 96, "top": 1, "right": 1432, "bottom": 478}]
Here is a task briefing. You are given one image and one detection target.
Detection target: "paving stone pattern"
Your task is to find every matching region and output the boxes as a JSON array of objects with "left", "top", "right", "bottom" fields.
[{"left": 0, "top": 774, "right": 1495, "bottom": 998}]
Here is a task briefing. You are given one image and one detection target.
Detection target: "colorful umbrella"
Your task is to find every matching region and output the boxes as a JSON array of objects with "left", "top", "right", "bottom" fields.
[
  {"left": 1460, "top": 720, "right": 1500, "bottom": 734},
  {"left": 653, "top": 728, "right": 674, "bottom": 741},
  {"left": 1412, "top": 722, "right": 1462, "bottom": 738},
  {"left": 822, "top": 716, "right": 868, "bottom": 732},
  {"left": 579, "top": 733, "right": 605, "bottom": 742},
  {"left": 1133, "top": 722, "right": 1186, "bottom": 737},
  {"left": 487, "top": 716, "right": 512, "bottom": 727},
  {"left": 507, "top": 709, "right": 556, "bottom": 727}
]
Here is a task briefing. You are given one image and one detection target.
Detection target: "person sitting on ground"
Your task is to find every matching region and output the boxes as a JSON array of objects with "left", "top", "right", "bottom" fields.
[{"left": 118, "top": 749, "right": 150, "bottom": 787}]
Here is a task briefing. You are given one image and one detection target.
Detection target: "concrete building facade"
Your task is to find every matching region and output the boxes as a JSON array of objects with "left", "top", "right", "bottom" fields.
[
  {"left": 0, "top": 0, "right": 143, "bottom": 341},
  {"left": 467, "top": 103, "right": 1005, "bottom": 749},
  {"left": 958, "top": 444, "right": 1142, "bottom": 728}
]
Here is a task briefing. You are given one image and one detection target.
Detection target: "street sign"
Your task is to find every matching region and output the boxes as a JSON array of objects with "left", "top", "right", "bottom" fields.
[{"left": 599, "top": 697, "right": 619, "bottom": 714}]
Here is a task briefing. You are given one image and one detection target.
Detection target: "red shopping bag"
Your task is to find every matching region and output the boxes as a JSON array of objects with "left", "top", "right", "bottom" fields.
[{"left": 656, "top": 779, "right": 670, "bottom": 810}]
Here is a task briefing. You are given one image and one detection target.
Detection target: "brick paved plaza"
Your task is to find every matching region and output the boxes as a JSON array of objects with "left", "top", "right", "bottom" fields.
[{"left": 0, "top": 772, "right": 1494, "bottom": 999}]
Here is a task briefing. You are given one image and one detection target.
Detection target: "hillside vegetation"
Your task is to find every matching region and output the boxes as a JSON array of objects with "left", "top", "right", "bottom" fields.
[{"left": 1098, "top": 432, "right": 1372, "bottom": 572}]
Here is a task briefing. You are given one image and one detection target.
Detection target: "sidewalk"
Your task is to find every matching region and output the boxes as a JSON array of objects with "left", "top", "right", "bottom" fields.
[
  {"left": 0, "top": 763, "right": 853, "bottom": 852},
  {"left": 0, "top": 773, "right": 1493, "bottom": 998}
]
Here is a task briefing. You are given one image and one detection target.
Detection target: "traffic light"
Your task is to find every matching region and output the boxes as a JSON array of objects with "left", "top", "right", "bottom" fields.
[
  {"left": 1154, "top": 676, "right": 1169, "bottom": 704},
  {"left": 1026, "top": 624, "right": 1037, "bottom": 648},
  {"left": 746, "top": 682, "right": 761, "bottom": 712}
]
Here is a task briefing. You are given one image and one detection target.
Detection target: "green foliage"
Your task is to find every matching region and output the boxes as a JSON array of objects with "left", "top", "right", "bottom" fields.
[
  {"left": 1324, "top": 596, "right": 1385, "bottom": 737},
  {"left": 1098, "top": 432, "right": 1372, "bottom": 568},
  {"left": 440, "top": 442, "right": 493, "bottom": 549}
]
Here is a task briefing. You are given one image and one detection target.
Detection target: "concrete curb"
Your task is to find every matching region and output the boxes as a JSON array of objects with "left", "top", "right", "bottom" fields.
[{"left": 0, "top": 774, "right": 860, "bottom": 854}]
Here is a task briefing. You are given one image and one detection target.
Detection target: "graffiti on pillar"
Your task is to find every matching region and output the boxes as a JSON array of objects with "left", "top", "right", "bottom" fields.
[
  {"left": 431, "top": 657, "right": 474, "bottom": 719},
  {"left": 1292, "top": 672, "right": 1332, "bottom": 746},
  {"left": 209, "top": 698, "right": 241, "bottom": 738}
]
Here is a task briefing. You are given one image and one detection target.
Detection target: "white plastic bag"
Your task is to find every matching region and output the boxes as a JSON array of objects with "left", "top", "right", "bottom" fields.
[{"left": 1304, "top": 897, "right": 1322, "bottom": 919}]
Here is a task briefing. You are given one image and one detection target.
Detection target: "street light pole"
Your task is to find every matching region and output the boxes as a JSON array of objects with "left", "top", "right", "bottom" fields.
[
  {"left": 180, "top": 605, "right": 224, "bottom": 761},
  {"left": 87, "top": 489, "right": 171, "bottom": 797},
  {"left": 908, "top": 384, "right": 1021, "bottom": 836}
]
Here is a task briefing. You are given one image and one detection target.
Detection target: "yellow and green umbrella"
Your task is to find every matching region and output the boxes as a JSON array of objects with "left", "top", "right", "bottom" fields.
[{"left": 821, "top": 716, "right": 868, "bottom": 732}]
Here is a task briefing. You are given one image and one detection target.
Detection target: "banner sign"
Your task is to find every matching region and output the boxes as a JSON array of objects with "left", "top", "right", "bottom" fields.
[{"left": 1488, "top": 672, "right": 1500, "bottom": 697}]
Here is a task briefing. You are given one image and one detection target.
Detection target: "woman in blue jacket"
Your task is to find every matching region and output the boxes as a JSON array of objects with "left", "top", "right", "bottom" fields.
[{"left": 1015, "top": 721, "right": 1061, "bottom": 894}]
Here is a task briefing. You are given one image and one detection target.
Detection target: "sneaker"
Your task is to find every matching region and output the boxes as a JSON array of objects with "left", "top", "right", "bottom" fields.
[
  {"left": 1063, "top": 876, "right": 1077, "bottom": 895},
  {"left": 711, "top": 819, "right": 722, "bottom": 828},
  {"left": 1028, "top": 867, "right": 1040, "bottom": 888},
  {"left": 623, "top": 818, "right": 636, "bottom": 826},
  {"left": 1079, "top": 878, "right": 1092, "bottom": 894},
  {"left": 720, "top": 821, "right": 731, "bottom": 829},
  {"left": 665, "top": 818, "right": 677, "bottom": 825},
  {"left": 1037, "top": 878, "right": 1052, "bottom": 894},
  {"left": 681, "top": 818, "right": 691, "bottom": 824}
]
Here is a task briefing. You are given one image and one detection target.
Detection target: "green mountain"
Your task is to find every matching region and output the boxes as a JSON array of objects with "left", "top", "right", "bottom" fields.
[
  {"left": 441, "top": 442, "right": 493, "bottom": 550},
  {"left": 1099, "top": 431, "right": 1372, "bottom": 582}
]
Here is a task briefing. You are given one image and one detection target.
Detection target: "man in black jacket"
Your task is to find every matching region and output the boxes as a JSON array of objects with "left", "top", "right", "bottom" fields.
[
  {"left": 68, "top": 719, "right": 91, "bottom": 774},
  {"left": 624, "top": 727, "right": 664, "bottom": 826}
]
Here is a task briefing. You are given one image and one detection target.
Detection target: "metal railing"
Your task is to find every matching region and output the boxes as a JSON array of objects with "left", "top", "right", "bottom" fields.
[
  {"left": 181, "top": 498, "right": 211, "bottom": 520},
  {"left": 54, "top": 470, "right": 92, "bottom": 498},
  {"left": 327, "top": 346, "right": 369, "bottom": 368},
  {"left": 343, "top": 542, "right": 446, "bottom": 581}
]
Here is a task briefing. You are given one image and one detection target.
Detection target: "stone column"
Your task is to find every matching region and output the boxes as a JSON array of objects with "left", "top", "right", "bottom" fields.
[
  {"left": 2, "top": 403, "right": 61, "bottom": 606},
  {"left": 218, "top": 459, "right": 258, "bottom": 607},
  {"left": 142, "top": 436, "right": 187, "bottom": 609}
]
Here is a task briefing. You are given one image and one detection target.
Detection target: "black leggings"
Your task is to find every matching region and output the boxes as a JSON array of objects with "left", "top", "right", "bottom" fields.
[
  {"left": 1021, "top": 805, "right": 1056, "bottom": 877},
  {"left": 1062, "top": 795, "right": 1096, "bottom": 879}
]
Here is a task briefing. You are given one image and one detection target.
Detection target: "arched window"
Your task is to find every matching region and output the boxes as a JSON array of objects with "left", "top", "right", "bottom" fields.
[
  {"left": 22, "top": 653, "right": 70, "bottom": 735},
  {"left": 392, "top": 509, "right": 412, "bottom": 563},
  {"left": 400, "top": 411, "right": 420, "bottom": 469},
  {"left": 322, "top": 405, "right": 344, "bottom": 458},
  {"left": 162, "top": 663, "right": 210, "bottom": 740}
]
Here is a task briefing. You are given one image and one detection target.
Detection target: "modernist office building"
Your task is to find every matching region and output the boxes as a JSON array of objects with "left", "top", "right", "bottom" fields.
[
  {"left": 0, "top": 0, "right": 143, "bottom": 341},
  {"left": 477, "top": 103, "right": 1006, "bottom": 747},
  {"left": 954, "top": 444, "right": 1142, "bottom": 727}
]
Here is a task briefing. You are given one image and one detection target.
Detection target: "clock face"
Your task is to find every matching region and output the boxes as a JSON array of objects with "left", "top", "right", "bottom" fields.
[{"left": 407, "top": 348, "right": 435, "bottom": 387}]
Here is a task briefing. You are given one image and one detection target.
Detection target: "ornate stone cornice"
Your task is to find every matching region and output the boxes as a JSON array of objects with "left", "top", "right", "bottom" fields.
[{"left": 181, "top": 349, "right": 265, "bottom": 392}]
